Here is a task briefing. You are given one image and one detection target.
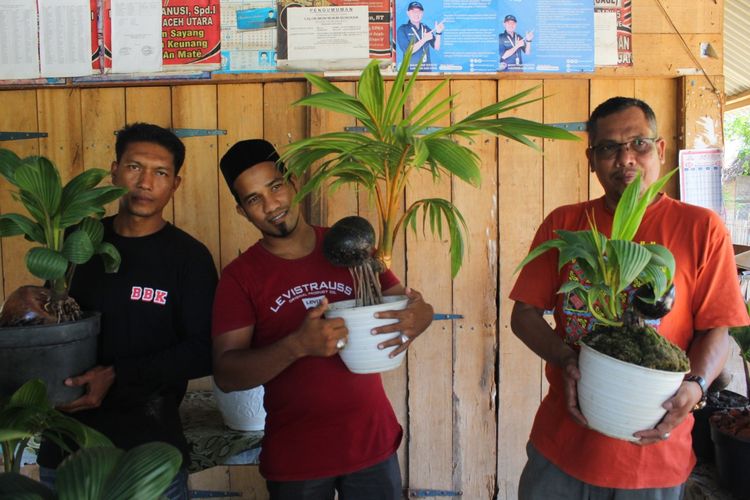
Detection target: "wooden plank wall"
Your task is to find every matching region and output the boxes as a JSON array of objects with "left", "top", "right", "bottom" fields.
[{"left": 0, "top": 0, "right": 725, "bottom": 498}]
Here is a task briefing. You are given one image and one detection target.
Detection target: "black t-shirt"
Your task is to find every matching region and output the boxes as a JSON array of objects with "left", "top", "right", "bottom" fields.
[{"left": 38, "top": 216, "right": 218, "bottom": 468}]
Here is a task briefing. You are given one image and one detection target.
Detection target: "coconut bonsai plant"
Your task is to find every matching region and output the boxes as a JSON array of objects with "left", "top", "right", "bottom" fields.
[
  {"left": 0, "top": 379, "right": 181, "bottom": 499},
  {"left": 0, "top": 149, "right": 127, "bottom": 403},
  {"left": 515, "top": 169, "right": 691, "bottom": 440},
  {"left": 280, "top": 46, "right": 578, "bottom": 373},
  {"left": 282, "top": 45, "right": 579, "bottom": 283}
]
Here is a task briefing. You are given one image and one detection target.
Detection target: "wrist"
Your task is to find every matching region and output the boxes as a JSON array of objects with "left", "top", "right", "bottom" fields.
[
  {"left": 684, "top": 374, "right": 708, "bottom": 411},
  {"left": 284, "top": 332, "right": 308, "bottom": 360}
]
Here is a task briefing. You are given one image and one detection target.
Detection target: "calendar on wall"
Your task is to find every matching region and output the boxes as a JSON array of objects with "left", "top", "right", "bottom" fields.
[
  {"left": 679, "top": 148, "right": 724, "bottom": 216},
  {"left": 217, "top": 0, "right": 278, "bottom": 72}
]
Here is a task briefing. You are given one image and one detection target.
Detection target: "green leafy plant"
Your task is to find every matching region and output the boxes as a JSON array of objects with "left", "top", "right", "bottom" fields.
[
  {"left": 730, "top": 300, "right": 750, "bottom": 362},
  {"left": 281, "top": 46, "right": 579, "bottom": 278},
  {"left": 0, "top": 149, "right": 126, "bottom": 325},
  {"left": 516, "top": 170, "right": 677, "bottom": 327},
  {"left": 514, "top": 169, "right": 690, "bottom": 371},
  {"left": 0, "top": 379, "right": 111, "bottom": 474},
  {"left": 0, "top": 381, "right": 181, "bottom": 499},
  {"left": 726, "top": 112, "right": 750, "bottom": 177}
]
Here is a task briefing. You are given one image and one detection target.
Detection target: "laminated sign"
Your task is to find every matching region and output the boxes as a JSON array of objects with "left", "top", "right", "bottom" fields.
[{"left": 103, "top": 0, "right": 221, "bottom": 72}]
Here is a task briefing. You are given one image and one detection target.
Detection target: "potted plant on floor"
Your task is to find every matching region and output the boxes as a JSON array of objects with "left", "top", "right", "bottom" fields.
[
  {"left": 281, "top": 46, "right": 579, "bottom": 373},
  {"left": 0, "top": 149, "right": 127, "bottom": 404},
  {"left": 0, "top": 379, "right": 181, "bottom": 499},
  {"left": 515, "top": 169, "right": 691, "bottom": 441}
]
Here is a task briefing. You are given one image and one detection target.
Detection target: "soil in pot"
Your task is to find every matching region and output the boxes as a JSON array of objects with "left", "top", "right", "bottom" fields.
[
  {"left": 710, "top": 408, "right": 750, "bottom": 499},
  {"left": 584, "top": 323, "right": 690, "bottom": 372},
  {"left": 693, "top": 390, "right": 749, "bottom": 462}
]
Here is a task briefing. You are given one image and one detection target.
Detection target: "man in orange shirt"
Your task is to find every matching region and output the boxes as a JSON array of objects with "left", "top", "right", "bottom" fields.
[{"left": 510, "top": 97, "right": 749, "bottom": 498}]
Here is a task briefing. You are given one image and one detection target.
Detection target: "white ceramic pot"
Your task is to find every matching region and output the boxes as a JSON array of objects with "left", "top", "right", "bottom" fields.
[
  {"left": 326, "top": 295, "right": 409, "bottom": 374},
  {"left": 577, "top": 342, "right": 687, "bottom": 442},
  {"left": 212, "top": 378, "right": 266, "bottom": 431}
]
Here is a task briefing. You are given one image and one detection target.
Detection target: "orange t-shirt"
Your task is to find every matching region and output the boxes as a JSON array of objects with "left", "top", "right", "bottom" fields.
[{"left": 509, "top": 194, "right": 749, "bottom": 489}]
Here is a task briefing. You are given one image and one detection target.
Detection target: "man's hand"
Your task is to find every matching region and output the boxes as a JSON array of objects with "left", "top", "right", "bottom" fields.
[
  {"left": 562, "top": 351, "right": 588, "bottom": 427},
  {"left": 632, "top": 380, "right": 702, "bottom": 445},
  {"left": 57, "top": 365, "right": 115, "bottom": 413},
  {"left": 371, "top": 288, "right": 434, "bottom": 358},
  {"left": 292, "top": 297, "right": 349, "bottom": 358}
]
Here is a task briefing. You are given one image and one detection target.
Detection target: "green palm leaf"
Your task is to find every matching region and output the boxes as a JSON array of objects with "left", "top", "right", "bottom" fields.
[
  {"left": 61, "top": 169, "right": 110, "bottom": 209},
  {"left": 62, "top": 229, "right": 95, "bottom": 265},
  {"left": 78, "top": 217, "right": 105, "bottom": 247},
  {"left": 14, "top": 157, "right": 62, "bottom": 219},
  {"left": 607, "top": 240, "right": 652, "bottom": 293},
  {"left": 0, "top": 472, "right": 55, "bottom": 499},
  {"left": 0, "top": 148, "right": 22, "bottom": 185},
  {"left": 0, "top": 214, "right": 45, "bottom": 244},
  {"left": 26, "top": 247, "right": 68, "bottom": 280},
  {"left": 421, "top": 138, "right": 481, "bottom": 186},
  {"left": 405, "top": 198, "right": 468, "bottom": 277},
  {"left": 611, "top": 169, "right": 676, "bottom": 241},
  {"left": 357, "top": 61, "right": 385, "bottom": 124},
  {"left": 96, "top": 242, "right": 122, "bottom": 274},
  {"left": 638, "top": 262, "right": 669, "bottom": 301},
  {"left": 56, "top": 447, "right": 124, "bottom": 500},
  {"left": 99, "top": 443, "right": 181, "bottom": 500}
]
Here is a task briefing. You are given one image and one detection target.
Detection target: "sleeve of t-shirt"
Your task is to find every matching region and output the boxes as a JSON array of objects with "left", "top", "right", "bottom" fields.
[
  {"left": 380, "top": 267, "right": 400, "bottom": 291},
  {"left": 508, "top": 211, "right": 561, "bottom": 311},
  {"left": 691, "top": 211, "right": 749, "bottom": 330},
  {"left": 212, "top": 264, "right": 257, "bottom": 337}
]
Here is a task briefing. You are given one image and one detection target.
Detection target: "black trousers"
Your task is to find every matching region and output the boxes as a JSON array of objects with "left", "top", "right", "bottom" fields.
[{"left": 266, "top": 453, "right": 402, "bottom": 500}]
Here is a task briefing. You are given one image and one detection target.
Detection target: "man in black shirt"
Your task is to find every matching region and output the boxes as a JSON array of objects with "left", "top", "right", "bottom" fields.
[{"left": 37, "top": 123, "right": 218, "bottom": 500}]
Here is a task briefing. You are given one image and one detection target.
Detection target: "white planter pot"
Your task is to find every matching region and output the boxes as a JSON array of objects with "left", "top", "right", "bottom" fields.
[
  {"left": 577, "top": 342, "right": 687, "bottom": 441},
  {"left": 212, "top": 378, "right": 266, "bottom": 431},
  {"left": 326, "top": 295, "right": 409, "bottom": 374}
]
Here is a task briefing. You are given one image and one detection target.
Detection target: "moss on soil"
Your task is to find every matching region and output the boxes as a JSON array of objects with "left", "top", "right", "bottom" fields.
[{"left": 584, "top": 325, "right": 690, "bottom": 372}]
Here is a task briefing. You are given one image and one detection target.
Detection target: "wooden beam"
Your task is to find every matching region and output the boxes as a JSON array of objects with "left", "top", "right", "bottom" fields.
[{"left": 727, "top": 88, "right": 750, "bottom": 112}]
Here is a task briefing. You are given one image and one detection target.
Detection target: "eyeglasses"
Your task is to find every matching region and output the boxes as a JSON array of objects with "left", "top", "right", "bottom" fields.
[{"left": 589, "top": 137, "right": 659, "bottom": 159}]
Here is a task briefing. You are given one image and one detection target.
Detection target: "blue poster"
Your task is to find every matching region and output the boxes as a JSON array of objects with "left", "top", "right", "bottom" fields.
[
  {"left": 395, "top": 0, "right": 499, "bottom": 73},
  {"left": 498, "top": 0, "right": 594, "bottom": 73}
]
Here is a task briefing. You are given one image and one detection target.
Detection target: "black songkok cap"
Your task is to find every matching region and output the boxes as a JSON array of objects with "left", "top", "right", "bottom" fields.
[{"left": 219, "top": 139, "right": 280, "bottom": 189}]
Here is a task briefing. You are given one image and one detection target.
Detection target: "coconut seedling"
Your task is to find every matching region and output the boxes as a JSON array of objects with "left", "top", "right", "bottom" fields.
[
  {"left": 515, "top": 169, "right": 689, "bottom": 371},
  {"left": 282, "top": 45, "right": 579, "bottom": 303},
  {"left": 323, "top": 216, "right": 383, "bottom": 306},
  {"left": 0, "top": 149, "right": 127, "bottom": 326}
]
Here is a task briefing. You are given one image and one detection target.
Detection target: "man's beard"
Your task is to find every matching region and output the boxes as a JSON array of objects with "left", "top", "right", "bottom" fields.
[{"left": 264, "top": 213, "right": 299, "bottom": 238}]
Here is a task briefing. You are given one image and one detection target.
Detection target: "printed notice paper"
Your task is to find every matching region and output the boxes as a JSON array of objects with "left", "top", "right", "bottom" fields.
[
  {"left": 286, "top": 6, "right": 369, "bottom": 61},
  {"left": 0, "top": 0, "right": 40, "bottom": 79},
  {"left": 39, "top": 0, "right": 93, "bottom": 77},
  {"left": 111, "top": 0, "right": 162, "bottom": 73}
]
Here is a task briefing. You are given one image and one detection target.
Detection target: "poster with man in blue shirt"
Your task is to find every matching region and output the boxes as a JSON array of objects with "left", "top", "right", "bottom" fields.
[
  {"left": 499, "top": 14, "right": 533, "bottom": 71},
  {"left": 395, "top": 0, "right": 498, "bottom": 73},
  {"left": 497, "top": 0, "right": 594, "bottom": 73},
  {"left": 396, "top": 1, "right": 444, "bottom": 71}
]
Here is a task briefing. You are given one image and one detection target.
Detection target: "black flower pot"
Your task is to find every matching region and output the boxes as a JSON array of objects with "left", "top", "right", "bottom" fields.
[
  {"left": 710, "top": 408, "right": 750, "bottom": 499},
  {"left": 692, "top": 390, "right": 749, "bottom": 462},
  {"left": 0, "top": 312, "right": 100, "bottom": 405}
]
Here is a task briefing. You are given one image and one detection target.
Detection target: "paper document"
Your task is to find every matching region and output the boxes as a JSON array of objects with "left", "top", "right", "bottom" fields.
[
  {"left": 0, "top": 0, "right": 40, "bottom": 79},
  {"left": 594, "top": 11, "right": 617, "bottom": 66},
  {"left": 111, "top": 0, "right": 162, "bottom": 73},
  {"left": 39, "top": 0, "right": 93, "bottom": 77},
  {"left": 286, "top": 6, "right": 369, "bottom": 61}
]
